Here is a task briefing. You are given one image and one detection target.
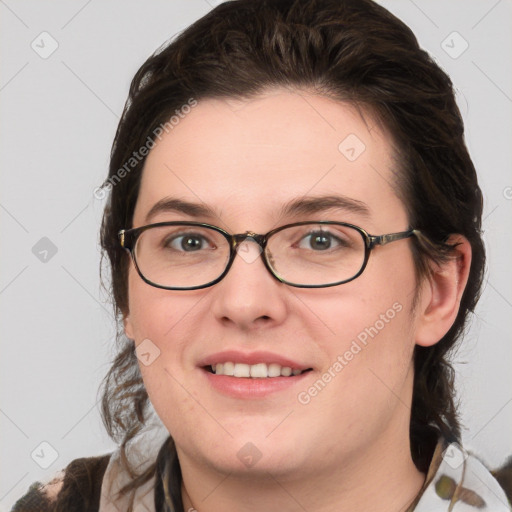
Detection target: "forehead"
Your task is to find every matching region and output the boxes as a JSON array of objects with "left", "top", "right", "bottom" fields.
[{"left": 133, "top": 89, "right": 406, "bottom": 231}]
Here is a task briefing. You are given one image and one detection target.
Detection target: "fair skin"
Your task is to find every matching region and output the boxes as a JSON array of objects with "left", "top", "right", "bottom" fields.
[{"left": 124, "top": 89, "right": 471, "bottom": 512}]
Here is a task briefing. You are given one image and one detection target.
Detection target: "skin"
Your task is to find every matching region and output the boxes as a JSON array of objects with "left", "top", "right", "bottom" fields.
[{"left": 124, "top": 88, "right": 471, "bottom": 512}]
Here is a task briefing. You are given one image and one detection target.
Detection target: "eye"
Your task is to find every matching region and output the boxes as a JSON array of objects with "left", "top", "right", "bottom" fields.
[
  {"left": 298, "top": 230, "right": 343, "bottom": 251},
  {"left": 165, "top": 233, "right": 212, "bottom": 252}
]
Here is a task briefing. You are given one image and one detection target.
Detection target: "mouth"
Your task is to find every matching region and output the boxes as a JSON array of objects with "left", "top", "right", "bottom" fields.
[
  {"left": 198, "top": 351, "right": 314, "bottom": 398},
  {"left": 205, "top": 362, "right": 313, "bottom": 378}
]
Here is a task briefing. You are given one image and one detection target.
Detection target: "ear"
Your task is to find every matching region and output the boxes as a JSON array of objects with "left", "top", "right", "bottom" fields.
[
  {"left": 415, "top": 235, "right": 472, "bottom": 347},
  {"left": 123, "top": 313, "right": 134, "bottom": 340}
]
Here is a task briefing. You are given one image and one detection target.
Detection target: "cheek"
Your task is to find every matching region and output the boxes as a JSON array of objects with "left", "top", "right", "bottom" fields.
[
  {"left": 126, "top": 267, "right": 201, "bottom": 343},
  {"left": 299, "top": 294, "right": 415, "bottom": 419},
  {"left": 125, "top": 269, "right": 193, "bottom": 387},
  {"left": 306, "top": 251, "right": 418, "bottom": 395},
  {"left": 312, "top": 290, "right": 414, "bottom": 372},
  {"left": 125, "top": 271, "right": 207, "bottom": 436}
]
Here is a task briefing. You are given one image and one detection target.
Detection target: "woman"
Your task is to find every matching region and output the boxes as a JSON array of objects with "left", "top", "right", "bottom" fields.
[{"left": 11, "top": 0, "right": 511, "bottom": 510}]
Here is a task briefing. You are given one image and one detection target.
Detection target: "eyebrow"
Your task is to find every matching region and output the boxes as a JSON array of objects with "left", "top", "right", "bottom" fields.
[
  {"left": 144, "top": 198, "right": 219, "bottom": 223},
  {"left": 279, "top": 194, "right": 371, "bottom": 219},
  {"left": 144, "top": 194, "right": 371, "bottom": 224}
]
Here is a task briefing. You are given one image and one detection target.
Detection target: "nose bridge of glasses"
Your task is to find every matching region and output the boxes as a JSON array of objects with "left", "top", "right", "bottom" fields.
[
  {"left": 232, "top": 232, "right": 266, "bottom": 245},
  {"left": 232, "top": 232, "right": 265, "bottom": 265}
]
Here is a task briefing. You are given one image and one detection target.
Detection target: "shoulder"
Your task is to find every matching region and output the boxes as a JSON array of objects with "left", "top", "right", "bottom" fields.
[
  {"left": 493, "top": 456, "right": 512, "bottom": 506},
  {"left": 10, "top": 453, "right": 112, "bottom": 512}
]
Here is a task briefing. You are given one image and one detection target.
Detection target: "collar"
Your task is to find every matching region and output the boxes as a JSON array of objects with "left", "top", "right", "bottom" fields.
[{"left": 410, "top": 439, "right": 510, "bottom": 511}]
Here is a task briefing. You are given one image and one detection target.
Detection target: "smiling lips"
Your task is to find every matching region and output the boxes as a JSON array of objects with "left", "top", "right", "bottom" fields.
[
  {"left": 201, "top": 350, "right": 312, "bottom": 379},
  {"left": 200, "top": 350, "right": 313, "bottom": 397},
  {"left": 210, "top": 362, "right": 306, "bottom": 378}
]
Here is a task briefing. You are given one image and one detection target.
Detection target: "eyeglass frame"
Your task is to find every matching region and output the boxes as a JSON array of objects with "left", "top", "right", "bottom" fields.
[{"left": 118, "top": 220, "right": 420, "bottom": 290}]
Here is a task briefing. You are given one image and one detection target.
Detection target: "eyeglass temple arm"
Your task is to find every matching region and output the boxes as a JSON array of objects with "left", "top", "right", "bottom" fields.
[
  {"left": 368, "top": 229, "right": 420, "bottom": 248},
  {"left": 118, "top": 230, "right": 127, "bottom": 248},
  {"left": 119, "top": 229, "right": 136, "bottom": 250}
]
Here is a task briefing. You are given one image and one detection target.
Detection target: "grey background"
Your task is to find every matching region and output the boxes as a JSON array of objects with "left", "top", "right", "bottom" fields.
[{"left": 0, "top": 1, "right": 511, "bottom": 509}]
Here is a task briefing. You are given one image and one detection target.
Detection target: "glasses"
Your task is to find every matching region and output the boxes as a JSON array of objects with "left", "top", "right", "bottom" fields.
[{"left": 119, "top": 221, "right": 419, "bottom": 290}]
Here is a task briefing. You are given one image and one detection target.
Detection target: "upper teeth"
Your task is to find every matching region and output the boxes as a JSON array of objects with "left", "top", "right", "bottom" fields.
[{"left": 211, "top": 362, "right": 303, "bottom": 378}]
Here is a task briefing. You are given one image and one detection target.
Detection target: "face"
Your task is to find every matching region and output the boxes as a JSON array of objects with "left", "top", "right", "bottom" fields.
[{"left": 124, "top": 89, "right": 422, "bottom": 479}]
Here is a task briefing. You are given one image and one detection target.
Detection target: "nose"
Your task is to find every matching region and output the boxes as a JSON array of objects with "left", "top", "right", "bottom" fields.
[{"left": 210, "top": 237, "right": 288, "bottom": 331}]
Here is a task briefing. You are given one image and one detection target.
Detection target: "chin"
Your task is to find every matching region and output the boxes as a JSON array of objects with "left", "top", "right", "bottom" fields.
[{"left": 176, "top": 419, "right": 309, "bottom": 476}]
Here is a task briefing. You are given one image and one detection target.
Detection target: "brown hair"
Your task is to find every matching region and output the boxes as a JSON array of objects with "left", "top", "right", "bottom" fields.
[{"left": 96, "top": 0, "right": 485, "bottom": 508}]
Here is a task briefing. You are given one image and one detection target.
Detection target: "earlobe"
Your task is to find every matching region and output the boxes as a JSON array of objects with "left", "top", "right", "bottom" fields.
[
  {"left": 123, "top": 314, "right": 134, "bottom": 340},
  {"left": 415, "top": 235, "right": 472, "bottom": 347}
]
